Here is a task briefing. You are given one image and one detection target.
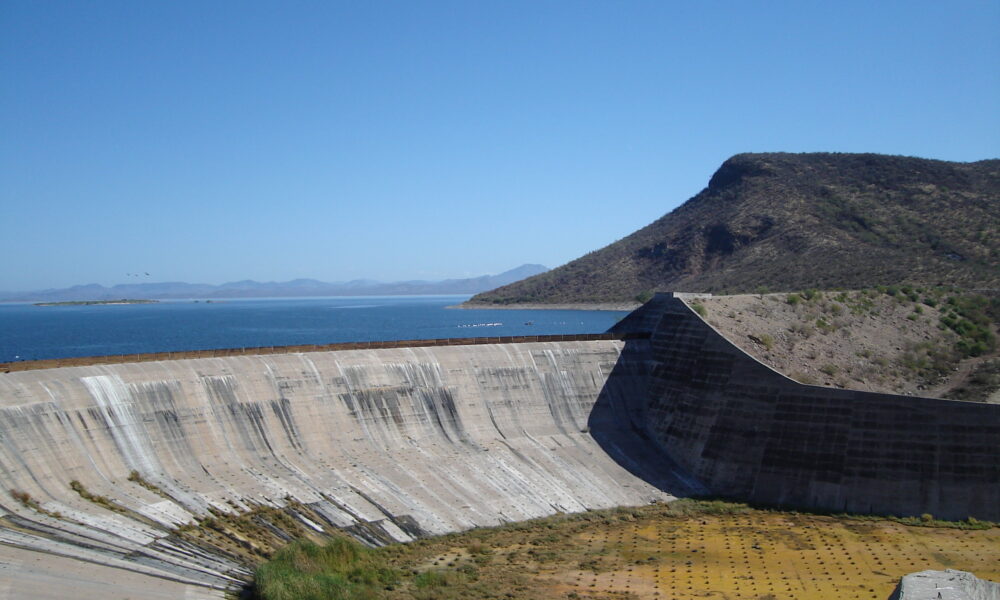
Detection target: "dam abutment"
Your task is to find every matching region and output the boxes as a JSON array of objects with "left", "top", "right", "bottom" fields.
[{"left": 616, "top": 292, "right": 1000, "bottom": 521}]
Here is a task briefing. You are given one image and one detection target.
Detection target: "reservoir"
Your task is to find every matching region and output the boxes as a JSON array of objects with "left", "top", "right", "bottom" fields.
[{"left": 0, "top": 295, "right": 627, "bottom": 362}]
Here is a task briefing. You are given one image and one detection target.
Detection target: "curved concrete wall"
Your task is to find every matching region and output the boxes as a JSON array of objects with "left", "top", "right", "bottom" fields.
[
  {"left": 0, "top": 340, "right": 690, "bottom": 598},
  {"left": 617, "top": 293, "right": 1000, "bottom": 522},
  {"left": 2, "top": 298, "right": 997, "bottom": 598}
]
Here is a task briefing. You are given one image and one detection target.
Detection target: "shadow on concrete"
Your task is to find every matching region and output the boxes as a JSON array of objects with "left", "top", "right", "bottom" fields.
[
  {"left": 886, "top": 581, "right": 902, "bottom": 600},
  {"left": 586, "top": 337, "right": 706, "bottom": 498},
  {"left": 600, "top": 292, "right": 1000, "bottom": 522}
]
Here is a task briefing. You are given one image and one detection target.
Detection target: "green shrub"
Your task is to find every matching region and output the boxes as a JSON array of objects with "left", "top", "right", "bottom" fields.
[
  {"left": 816, "top": 318, "right": 835, "bottom": 333},
  {"left": 759, "top": 334, "right": 774, "bottom": 351},
  {"left": 255, "top": 538, "right": 398, "bottom": 600},
  {"left": 938, "top": 294, "right": 998, "bottom": 357},
  {"left": 414, "top": 570, "right": 456, "bottom": 588},
  {"left": 794, "top": 372, "right": 818, "bottom": 385}
]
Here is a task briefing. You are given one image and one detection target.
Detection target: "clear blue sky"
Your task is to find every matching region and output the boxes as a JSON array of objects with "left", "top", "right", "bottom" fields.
[{"left": 2, "top": 1, "right": 998, "bottom": 291}]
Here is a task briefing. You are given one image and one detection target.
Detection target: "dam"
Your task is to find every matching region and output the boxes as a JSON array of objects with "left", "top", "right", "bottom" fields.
[{"left": 0, "top": 294, "right": 997, "bottom": 598}]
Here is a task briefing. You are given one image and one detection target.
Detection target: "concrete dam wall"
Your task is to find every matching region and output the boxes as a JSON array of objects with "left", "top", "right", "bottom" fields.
[
  {"left": 0, "top": 339, "right": 694, "bottom": 598},
  {"left": 615, "top": 293, "right": 1000, "bottom": 522},
  {"left": 1, "top": 295, "right": 997, "bottom": 597}
]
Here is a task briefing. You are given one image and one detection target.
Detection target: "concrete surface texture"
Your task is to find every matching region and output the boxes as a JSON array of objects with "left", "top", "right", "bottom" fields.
[
  {"left": 1, "top": 295, "right": 998, "bottom": 598},
  {"left": 615, "top": 293, "right": 1000, "bottom": 521},
  {"left": 0, "top": 340, "right": 693, "bottom": 597},
  {"left": 894, "top": 570, "right": 1000, "bottom": 600}
]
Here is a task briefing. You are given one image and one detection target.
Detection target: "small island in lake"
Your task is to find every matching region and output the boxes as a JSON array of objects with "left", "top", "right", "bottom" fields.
[{"left": 34, "top": 299, "right": 158, "bottom": 306}]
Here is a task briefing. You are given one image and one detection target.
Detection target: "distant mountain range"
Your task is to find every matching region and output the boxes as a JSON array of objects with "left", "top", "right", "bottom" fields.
[
  {"left": 470, "top": 152, "right": 999, "bottom": 304},
  {"left": 2, "top": 264, "right": 548, "bottom": 302}
]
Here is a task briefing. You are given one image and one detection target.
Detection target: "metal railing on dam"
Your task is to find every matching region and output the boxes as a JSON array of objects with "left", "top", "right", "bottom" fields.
[{"left": 0, "top": 332, "right": 649, "bottom": 372}]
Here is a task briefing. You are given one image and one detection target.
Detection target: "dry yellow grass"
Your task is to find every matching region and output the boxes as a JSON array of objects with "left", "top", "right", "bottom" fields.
[
  {"left": 377, "top": 503, "right": 1000, "bottom": 600},
  {"left": 538, "top": 512, "right": 999, "bottom": 600}
]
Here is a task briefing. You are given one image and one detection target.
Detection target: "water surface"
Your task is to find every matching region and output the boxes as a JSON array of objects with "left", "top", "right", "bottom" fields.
[{"left": 0, "top": 295, "right": 627, "bottom": 362}]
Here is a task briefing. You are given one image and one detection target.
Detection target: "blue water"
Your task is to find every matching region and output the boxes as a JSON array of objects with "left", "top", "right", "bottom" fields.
[{"left": 0, "top": 296, "right": 628, "bottom": 362}]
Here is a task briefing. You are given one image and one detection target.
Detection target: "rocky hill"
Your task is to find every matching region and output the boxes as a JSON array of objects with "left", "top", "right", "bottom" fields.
[{"left": 469, "top": 153, "right": 1000, "bottom": 304}]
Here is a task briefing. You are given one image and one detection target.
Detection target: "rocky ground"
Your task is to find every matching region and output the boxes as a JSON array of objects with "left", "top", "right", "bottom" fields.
[{"left": 689, "top": 288, "right": 1000, "bottom": 402}]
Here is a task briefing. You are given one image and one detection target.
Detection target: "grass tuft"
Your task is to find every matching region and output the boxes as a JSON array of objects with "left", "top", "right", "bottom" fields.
[{"left": 255, "top": 537, "right": 398, "bottom": 600}]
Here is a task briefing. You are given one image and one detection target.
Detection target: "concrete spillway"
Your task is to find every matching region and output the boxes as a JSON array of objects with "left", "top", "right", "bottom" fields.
[
  {"left": 0, "top": 339, "right": 693, "bottom": 598},
  {"left": 1, "top": 294, "right": 997, "bottom": 599}
]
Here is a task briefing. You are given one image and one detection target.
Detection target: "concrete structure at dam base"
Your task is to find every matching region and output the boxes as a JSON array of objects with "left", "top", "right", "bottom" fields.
[
  {"left": 893, "top": 570, "right": 1000, "bottom": 600},
  {"left": 0, "top": 293, "right": 996, "bottom": 598}
]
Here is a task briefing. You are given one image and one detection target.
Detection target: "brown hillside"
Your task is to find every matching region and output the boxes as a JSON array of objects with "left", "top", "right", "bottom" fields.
[{"left": 470, "top": 152, "right": 1000, "bottom": 304}]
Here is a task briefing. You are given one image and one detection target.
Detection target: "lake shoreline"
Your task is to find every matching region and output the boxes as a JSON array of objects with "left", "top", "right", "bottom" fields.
[
  {"left": 34, "top": 299, "right": 158, "bottom": 307},
  {"left": 452, "top": 301, "right": 639, "bottom": 311}
]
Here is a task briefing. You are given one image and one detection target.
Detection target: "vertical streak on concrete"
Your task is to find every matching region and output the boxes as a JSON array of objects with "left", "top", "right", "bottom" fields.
[{"left": 0, "top": 340, "right": 689, "bottom": 596}]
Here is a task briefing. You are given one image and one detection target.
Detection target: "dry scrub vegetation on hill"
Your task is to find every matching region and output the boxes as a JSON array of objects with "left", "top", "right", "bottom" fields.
[
  {"left": 690, "top": 287, "right": 1000, "bottom": 402},
  {"left": 470, "top": 153, "right": 1000, "bottom": 305}
]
